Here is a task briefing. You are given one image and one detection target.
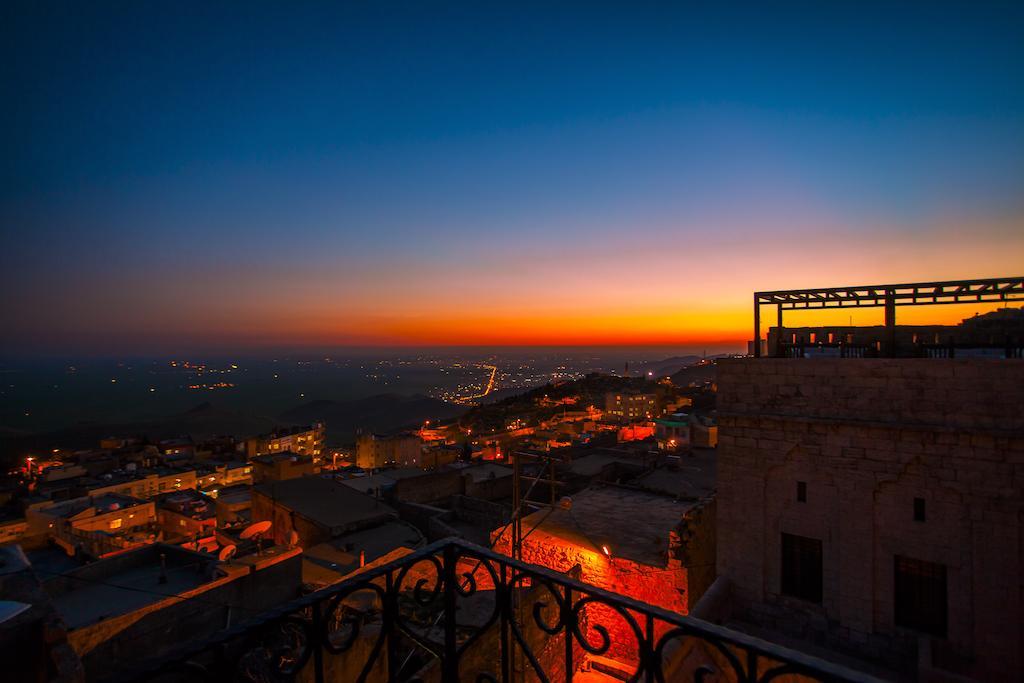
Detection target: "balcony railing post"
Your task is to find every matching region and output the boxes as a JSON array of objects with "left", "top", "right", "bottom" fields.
[
  {"left": 442, "top": 543, "right": 458, "bottom": 682},
  {"left": 564, "top": 584, "right": 574, "bottom": 682},
  {"left": 500, "top": 563, "right": 510, "bottom": 683},
  {"left": 644, "top": 613, "right": 655, "bottom": 683},
  {"left": 385, "top": 572, "right": 398, "bottom": 680},
  {"left": 310, "top": 599, "right": 325, "bottom": 683}
]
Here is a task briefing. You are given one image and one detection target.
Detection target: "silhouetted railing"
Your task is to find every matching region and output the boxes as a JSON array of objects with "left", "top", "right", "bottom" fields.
[
  {"left": 775, "top": 342, "right": 1023, "bottom": 359},
  {"left": 107, "top": 538, "right": 879, "bottom": 683},
  {"left": 779, "top": 343, "right": 873, "bottom": 359},
  {"left": 915, "top": 343, "right": 1024, "bottom": 359}
]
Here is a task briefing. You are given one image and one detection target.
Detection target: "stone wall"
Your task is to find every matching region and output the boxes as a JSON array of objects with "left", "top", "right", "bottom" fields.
[
  {"left": 393, "top": 470, "right": 463, "bottom": 504},
  {"left": 716, "top": 358, "right": 1024, "bottom": 681},
  {"left": 65, "top": 549, "right": 302, "bottom": 679},
  {"left": 492, "top": 526, "right": 689, "bottom": 665},
  {"left": 677, "top": 498, "right": 716, "bottom": 611},
  {"left": 463, "top": 472, "right": 513, "bottom": 501},
  {"left": 251, "top": 488, "right": 333, "bottom": 547},
  {"left": 451, "top": 495, "right": 510, "bottom": 531}
]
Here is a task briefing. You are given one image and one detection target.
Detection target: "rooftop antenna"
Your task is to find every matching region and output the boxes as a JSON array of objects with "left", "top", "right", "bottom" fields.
[
  {"left": 240, "top": 520, "right": 272, "bottom": 555},
  {"left": 0, "top": 602, "right": 31, "bottom": 625},
  {"left": 218, "top": 544, "right": 237, "bottom": 564}
]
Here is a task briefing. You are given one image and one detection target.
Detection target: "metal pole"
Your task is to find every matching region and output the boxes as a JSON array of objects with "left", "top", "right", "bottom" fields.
[
  {"left": 776, "top": 304, "right": 784, "bottom": 358},
  {"left": 753, "top": 295, "right": 761, "bottom": 357}
]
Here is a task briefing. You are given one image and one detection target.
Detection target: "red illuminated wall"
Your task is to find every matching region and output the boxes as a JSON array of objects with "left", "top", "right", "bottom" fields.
[{"left": 492, "top": 527, "right": 688, "bottom": 665}]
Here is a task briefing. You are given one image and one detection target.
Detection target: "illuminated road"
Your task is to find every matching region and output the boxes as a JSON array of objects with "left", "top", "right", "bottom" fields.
[{"left": 461, "top": 364, "right": 498, "bottom": 403}]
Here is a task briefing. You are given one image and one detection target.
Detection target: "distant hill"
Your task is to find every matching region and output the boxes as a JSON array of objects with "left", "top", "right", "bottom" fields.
[
  {"left": 0, "top": 402, "right": 281, "bottom": 465},
  {"left": 280, "top": 393, "right": 466, "bottom": 444},
  {"left": 670, "top": 362, "right": 717, "bottom": 386},
  {"left": 633, "top": 356, "right": 702, "bottom": 378},
  {"left": 634, "top": 354, "right": 731, "bottom": 378}
]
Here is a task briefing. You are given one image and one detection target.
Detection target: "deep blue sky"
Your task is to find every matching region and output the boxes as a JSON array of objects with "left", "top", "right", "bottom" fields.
[{"left": 2, "top": 2, "right": 1022, "bottom": 354}]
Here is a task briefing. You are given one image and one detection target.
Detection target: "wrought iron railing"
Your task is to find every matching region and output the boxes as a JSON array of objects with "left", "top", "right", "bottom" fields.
[{"left": 108, "top": 538, "right": 880, "bottom": 683}]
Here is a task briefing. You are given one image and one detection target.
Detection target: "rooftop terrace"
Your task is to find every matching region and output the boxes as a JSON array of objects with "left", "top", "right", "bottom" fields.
[{"left": 753, "top": 276, "right": 1024, "bottom": 358}]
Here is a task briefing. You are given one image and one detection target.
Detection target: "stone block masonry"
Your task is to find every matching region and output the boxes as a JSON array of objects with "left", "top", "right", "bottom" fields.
[{"left": 716, "top": 358, "right": 1024, "bottom": 681}]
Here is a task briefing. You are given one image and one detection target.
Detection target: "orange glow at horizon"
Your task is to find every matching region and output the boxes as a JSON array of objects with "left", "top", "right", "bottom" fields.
[{"left": 6, "top": 212, "right": 1023, "bottom": 353}]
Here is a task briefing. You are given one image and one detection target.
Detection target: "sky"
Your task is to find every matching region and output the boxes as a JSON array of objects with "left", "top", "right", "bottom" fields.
[{"left": 2, "top": 2, "right": 1023, "bottom": 356}]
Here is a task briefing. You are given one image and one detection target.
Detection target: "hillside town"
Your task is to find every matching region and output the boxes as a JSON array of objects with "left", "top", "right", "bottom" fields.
[
  {"left": 3, "top": 294, "right": 1024, "bottom": 681},
  {"left": 4, "top": 3, "right": 1024, "bottom": 680},
  {"left": 0, "top": 359, "right": 723, "bottom": 679}
]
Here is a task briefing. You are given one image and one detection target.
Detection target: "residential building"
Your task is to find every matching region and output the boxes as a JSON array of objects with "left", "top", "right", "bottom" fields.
[
  {"left": 604, "top": 390, "right": 659, "bottom": 420},
  {"left": 654, "top": 414, "right": 691, "bottom": 451},
  {"left": 155, "top": 489, "right": 217, "bottom": 547},
  {"left": 251, "top": 476, "right": 397, "bottom": 548},
  {"left": 38, "top": 543, "right": 301, "bottom": 679},
  {"left": 27, "top": 493, "right": 157, "bottom": 558},
  {"left": 250, "top": 476, "right": 423, "bottom": 584},
  {"left": 213, "top": 484, "right": 251, "bottom": 526},
  {"left": 354, "top": 432, "right": 422, "bottom": 469},
  {"left": 195, "top": 461, "right": 252, "bottom": 492},
  {"left": 85, "top": 467, "right": 198, "bottom": 500},
  {"left": 239, "top": 423, "right": 325, "bottom": 461},
  {"left": 0, "top": 517, "right": 28, "bottom": 546},
  {"left": 249, "top": 452, "right": 318, "bottom": 483}
]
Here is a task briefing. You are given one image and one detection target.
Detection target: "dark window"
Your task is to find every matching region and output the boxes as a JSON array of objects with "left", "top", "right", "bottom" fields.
[
  {"left": 913, "top": 497, "right": 926, "bottom": 522},
  {"left": 781, "top": 533, "right": 822, "bottom": 603},
  {"left": 796, "top": 481, "right": 807, "bottom": 502},
  {"left": 894, "top": 556, "right": 947, "bottom": 637}
]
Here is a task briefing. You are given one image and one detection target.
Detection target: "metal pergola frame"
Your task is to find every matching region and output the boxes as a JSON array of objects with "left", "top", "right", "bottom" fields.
[{"left": 752, "top": 276, "right": 1024, "bottom": 357}]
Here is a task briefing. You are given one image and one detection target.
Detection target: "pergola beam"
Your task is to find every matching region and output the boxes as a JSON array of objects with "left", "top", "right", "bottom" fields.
[{"left": 751, "top": 276, "right": 1024, "bottom": 357}]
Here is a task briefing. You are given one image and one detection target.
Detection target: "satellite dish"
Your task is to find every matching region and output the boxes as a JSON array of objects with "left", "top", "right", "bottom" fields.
[
  {"left": 287, "top": 530, "right": 300, "bottom": 548},
  {"left": 0, "top": 601, "right": 31, "bottom": 625},
  {"left": 240, "top": 520, "right": 272, "bottom": 540},
  {"left": 218, "top": 544, "right": 237, "bottom": 562}
]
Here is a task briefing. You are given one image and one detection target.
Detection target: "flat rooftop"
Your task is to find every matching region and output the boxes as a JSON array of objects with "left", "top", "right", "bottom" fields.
[
  {"left": 519, "top": 485, "right": 698, "bottom": 567},
  {"left": 630, "top": 448, "right": 717, "bottom": 499},
  {"left": 213, "top": 484, "right": 251, "bottom": 504},
  {"left": 254, "top": 476, "right": 395, "bottom": 534},
  {"left": 338, "top": 472, "right": 397, "bottom": 493},
  {"left": 302, "top": 519, "right": 423, "bottom": 584},
  {"left": 568, "top": 449, "right": 645, "bottom": 477},
  {"left": 43, "top": 546, "right": 221, "bottom": 629},
  {"left": 457, "top": 463, "right": 513, "bottom": 482}
]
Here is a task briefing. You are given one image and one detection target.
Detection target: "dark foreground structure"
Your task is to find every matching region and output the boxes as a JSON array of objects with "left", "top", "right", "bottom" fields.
[
  {"left": 724, "top": 277, "right": 1024, "bottom": 681},
  {"left": 110, "top": 538, "right": 875, "bottom": 683}
]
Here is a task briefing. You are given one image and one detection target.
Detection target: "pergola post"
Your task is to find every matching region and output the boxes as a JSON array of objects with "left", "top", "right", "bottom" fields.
[
  {"left": 776, "top": 304, "right": 784, "bottom": 357},
  {"left": 753, "top": 295, "right": 761, "bottom": 357},
  {"left": 884, "top": 289, "right": 896, "bottom": 357}
]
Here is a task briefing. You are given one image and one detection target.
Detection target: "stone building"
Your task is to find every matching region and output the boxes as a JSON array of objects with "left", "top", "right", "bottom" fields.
[
  {"left": 492, "top": 484, "right": 716, "bottom": 667},
  {"left": 716, "top": 356, "right": 1024, "bottom": 681},
  {"left": 251, "top": 476, "right": 397, "bottom": 548}
]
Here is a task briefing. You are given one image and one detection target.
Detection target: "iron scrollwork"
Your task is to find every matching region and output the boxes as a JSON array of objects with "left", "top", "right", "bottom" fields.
[{"left": 109, "top": 538, "right": 880, "bottom": 683}]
